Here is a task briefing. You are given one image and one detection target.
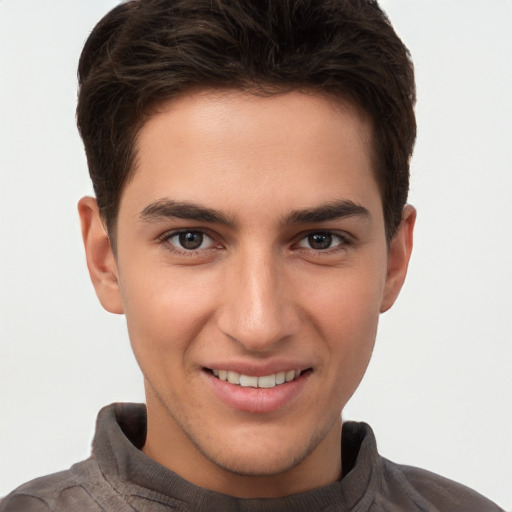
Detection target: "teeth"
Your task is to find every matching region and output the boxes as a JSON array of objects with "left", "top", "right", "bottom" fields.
[
  {"left": 240, "top": 374, "right": 258, "bottom": 387},
  {"left": 227, "top": 371, "right": 240, "bottom": 385},
  {"left": 258, "top": 374, "right": 276, "bottom": 388},
  {"left": 285, "top": 370, "right": 296, "bottom": 382},
  {"left": 212, "top": 369, "right": 302, "bottom": 388}
]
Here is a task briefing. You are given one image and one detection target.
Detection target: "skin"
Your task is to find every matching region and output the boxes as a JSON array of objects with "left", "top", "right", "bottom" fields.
[{"left": 79, "top": 89, "right": 415, "bottom": 498}]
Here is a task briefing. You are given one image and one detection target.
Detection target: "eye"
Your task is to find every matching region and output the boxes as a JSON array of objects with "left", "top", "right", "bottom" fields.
[
  {"left": 297, "top": 232, "right": 347, "bottom": 251},
  {"left": 165, "top": 230, "right": 216, "bottom": 251}
]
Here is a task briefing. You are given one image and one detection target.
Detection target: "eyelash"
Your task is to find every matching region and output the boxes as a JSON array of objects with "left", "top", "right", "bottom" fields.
[
  {"left": 157, "top": 230, "right": 219, "bottom": 256},
  {"left": 157, "top": 229, "right": 353, "bottom": 256},
  {"left": 294, "top": 231, "right": 352, "bottom": 253}
]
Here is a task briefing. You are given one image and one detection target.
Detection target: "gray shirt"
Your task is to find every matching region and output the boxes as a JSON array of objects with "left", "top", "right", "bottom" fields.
[{"left": 0, "top": 403, "right": 504, "bottom": 511}]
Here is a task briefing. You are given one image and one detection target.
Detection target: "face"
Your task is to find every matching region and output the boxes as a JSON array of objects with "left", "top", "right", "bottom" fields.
[{"left": 80, "top": 89, "right": 414, "bottom": 497}]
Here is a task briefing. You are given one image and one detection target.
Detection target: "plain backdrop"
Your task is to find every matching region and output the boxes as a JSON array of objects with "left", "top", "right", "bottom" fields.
[{"left": 0, "top": 0, "right": 511, "bottom": 509}]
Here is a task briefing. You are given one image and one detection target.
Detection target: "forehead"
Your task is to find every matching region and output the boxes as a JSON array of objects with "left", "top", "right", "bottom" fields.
[
  {"left": 142, "top": 89, "right": 373, "bottom": 162},
  {"left": 122, "top": 89, "right": 380, "bottom": 222}
]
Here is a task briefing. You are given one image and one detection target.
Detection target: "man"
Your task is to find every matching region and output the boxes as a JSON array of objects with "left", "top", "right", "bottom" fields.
[{"left": 0, "top": 0, "right": 505, "bottom": 510}]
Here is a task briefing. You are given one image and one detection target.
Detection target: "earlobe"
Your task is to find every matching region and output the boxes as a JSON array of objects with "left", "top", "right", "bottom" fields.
[
  {"left": 380, "top": 205, "right": 416, "bottom": 313},
  {"left": 78, "top": 196, "right": 124, "bottom": 314}
]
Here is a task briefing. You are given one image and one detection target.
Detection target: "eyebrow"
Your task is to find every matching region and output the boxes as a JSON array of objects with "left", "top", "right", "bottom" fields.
[
  {"left": 139, "top": 199, "right": 235, "bottom": 226},
  {"left": 139, "top": 198, "right": 370, "bottom": 226},
  {"left": 284, "top": 200, "right": 371, "bottom": 224}
]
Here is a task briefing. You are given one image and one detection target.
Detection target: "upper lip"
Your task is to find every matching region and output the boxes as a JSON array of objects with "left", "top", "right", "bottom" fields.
[{"left": 202, "top": 360, "right": 312, "bottom": 376}]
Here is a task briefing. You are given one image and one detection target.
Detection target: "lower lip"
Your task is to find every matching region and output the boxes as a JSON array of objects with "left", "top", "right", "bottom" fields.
[{"left": 203, "top": 371, "right": 310, "bottom": 414}]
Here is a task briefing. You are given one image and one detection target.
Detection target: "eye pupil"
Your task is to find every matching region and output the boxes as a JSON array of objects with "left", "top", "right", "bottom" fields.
[
  {"left": 308, "top": 233, "right": 332, "bottom": 250},
  {"left": 179, "top": 231, "right": 203, "bottom": 250}
]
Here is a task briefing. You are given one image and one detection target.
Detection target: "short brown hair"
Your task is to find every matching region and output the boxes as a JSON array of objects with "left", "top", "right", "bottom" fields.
[{"left": 77, "top": 0, "right": 416, "bottom": 243}]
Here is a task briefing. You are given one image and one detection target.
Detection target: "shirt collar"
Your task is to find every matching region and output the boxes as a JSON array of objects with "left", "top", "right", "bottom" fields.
[{"left": 91, "top": 402, "right": 383, "bottom": 511}]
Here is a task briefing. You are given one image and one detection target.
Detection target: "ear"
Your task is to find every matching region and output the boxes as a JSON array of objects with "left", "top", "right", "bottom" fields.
[
  {"left": 78, "top": 196, "right": 124, "bottom": 314},
  {"left": 380, "top": 204, "right": 416, "bottom": 313}
]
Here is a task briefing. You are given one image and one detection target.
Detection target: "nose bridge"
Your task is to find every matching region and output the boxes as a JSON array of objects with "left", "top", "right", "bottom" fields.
[{"left": 218, "top": 243, "right": 298, "bottom": 350}]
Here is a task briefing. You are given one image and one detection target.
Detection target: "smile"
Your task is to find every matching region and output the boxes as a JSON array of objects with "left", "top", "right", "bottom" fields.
[
  {"left": 211, "top": 369, "right": 302, "bottom": 388},
  {"left": 204, "top": 367, "right": 311, "bottom": 413}
]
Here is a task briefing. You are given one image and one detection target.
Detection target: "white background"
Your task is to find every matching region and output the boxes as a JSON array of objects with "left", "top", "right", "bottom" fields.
[{"left": 0, "top": 1, "right": 511, "bottom": 509}]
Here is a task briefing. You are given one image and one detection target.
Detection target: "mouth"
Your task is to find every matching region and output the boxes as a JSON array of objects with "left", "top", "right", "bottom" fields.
[
  {"left": 203, "top": 366, "right": 312, "bottom": 413},
  {"left": 205, "top": 368, "right": 311, "bottom": 388}
]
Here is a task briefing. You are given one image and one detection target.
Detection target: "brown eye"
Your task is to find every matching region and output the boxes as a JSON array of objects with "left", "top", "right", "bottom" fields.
[
  {"left": 178, "top": 231, "right": 204, "bottom": 250},
  {"left": 165, "top": 230, "right": 215, "bottom": 251},
  {"left": 307, "top": 233, "right": 332, "bottom": 250},
  {"left": 297, "top": 232, "right": 348, "bottom": 251}
]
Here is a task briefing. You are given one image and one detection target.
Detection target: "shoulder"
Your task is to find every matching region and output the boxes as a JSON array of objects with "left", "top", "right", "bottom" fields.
[
  {"left": 0, "top": 493, "right": 50, "bottom": 512},
  {"left": 0, "top": 459, "right": 109, "bottom": 512},
  {"left": 380, "top": 458, "right": 505, "bottom": 512}
]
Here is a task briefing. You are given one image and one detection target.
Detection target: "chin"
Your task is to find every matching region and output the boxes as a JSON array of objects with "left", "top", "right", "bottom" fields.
[
  {"left": 198, "top": 425, "right": 325, "bottom": 478},
  {"left": 211, "top": 451, "right": 301, "bottom": 477}
]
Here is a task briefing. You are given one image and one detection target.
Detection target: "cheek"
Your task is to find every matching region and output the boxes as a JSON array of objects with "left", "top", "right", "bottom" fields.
[
  {"left": 299, "top": 263, "right": 385, "bottom": 364},
  {"left": 304, "top": 262, "right": 385, "bottom": 326},
  {"left": 119, "top": 264, "right": 218, "bottom": 364}
]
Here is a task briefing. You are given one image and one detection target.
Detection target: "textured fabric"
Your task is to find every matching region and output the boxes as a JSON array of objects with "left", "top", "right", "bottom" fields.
[{"left": 0, "top": 403, "right": 504, "bottom": 511}]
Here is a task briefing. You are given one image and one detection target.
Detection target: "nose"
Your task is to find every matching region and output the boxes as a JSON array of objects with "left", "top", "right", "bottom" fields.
[{"left": 216, "top": 246, "right": 300, "bottom": 352}]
